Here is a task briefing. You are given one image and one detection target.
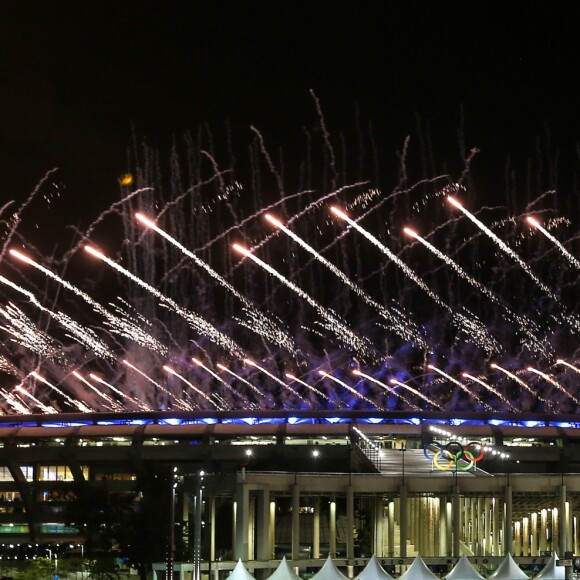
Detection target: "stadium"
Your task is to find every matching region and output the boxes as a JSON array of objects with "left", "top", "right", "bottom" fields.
[{"left": 0, "top": 121, "right": 580, "bottom": 579}]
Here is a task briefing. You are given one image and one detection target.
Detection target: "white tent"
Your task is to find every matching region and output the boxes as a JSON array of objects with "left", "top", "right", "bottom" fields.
[
  {"left": 311, "top": 556, "right": 348, "bottom": 580},
  {"left": 268, "top": 557, "right": 302, "bottom": 580},
  {"left": 535, "top": 553, "right": 565, "bottom": 580},
  {"left": 444, "top": 555, "right": 485, "bottom": 580},
  {"left": 398, "top": 556, "right": 439, "bottom": 580},
  {"left": 488, "top": 553, "right": 528, "bottom": 580},
  {"left": 229, "top": 559, "right": 257, "bottom": 580},
  {"left": 354, "top": 555, "right": 395, "bottom": 580}
]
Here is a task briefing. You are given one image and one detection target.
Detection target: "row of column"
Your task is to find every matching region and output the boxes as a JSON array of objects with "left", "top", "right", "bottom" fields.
[{"left": 221, "top": 482, "right": 574, "bottom": 561}]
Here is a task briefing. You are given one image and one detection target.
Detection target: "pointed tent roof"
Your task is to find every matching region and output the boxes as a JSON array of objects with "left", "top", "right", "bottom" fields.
[
  {"left": 398, "top": 556, "right": 439, "bottom": 580},
  {"left": 488, "top": 553, "right": 528, "bottom": 580},
  {"left": 311, "top": 556, "right": 348, "bottom": 580},
  {"left": 268, "top": 557, "right": 302, "bottom": 580},
  {"left": 230, "top": 559, "right": 257, "bottom": 580},
  {"left": 444, "top": 556, "right": 485, "bottom": 580},
  {"left": 535, "top": 553, "right": 565, "bottom": 580},
  {"left": 354, "top": 555, "right": 395, "bottom": 580}
]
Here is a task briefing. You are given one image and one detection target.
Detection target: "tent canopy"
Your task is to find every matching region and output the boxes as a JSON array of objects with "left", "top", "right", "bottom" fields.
[
  {"left": 229, "top": 559, "right": 256, "bottom": 580},
  {"left": 535, "top": 553, "right": 565, "bottom": 580},
  {"left": 311, "top": 556, "right": 348, "bottom": 580},
  {"left": 354, "top": 555, "right": 395, "bottom": 580},
  {"left": 268, "top": 557, "right": 302, "bottom": 580},
  {"left": 488, "top": 553, "right": 529, "bottom": 580},
  {"left": 444, "top": 555, "right": 485, "bottom": 580},
  {"left": 398, "top": 556, "right": 439, "bottom": 580}
]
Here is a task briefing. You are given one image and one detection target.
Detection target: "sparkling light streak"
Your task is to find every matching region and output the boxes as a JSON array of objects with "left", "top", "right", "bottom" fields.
[
  {"left": 233, "top": 243, "right": 375, "bottom": 360},
  {"left": 526, "top": 366, "right": 580, "bottom": 405},
  {"left": 461, "top": 372, "right": 517, "bottom": 411},
  {"left": 244, "top": 358, "right": 309, "bottom": 406},
  {"left": 527, "top": 217, "right": 580, "bottom": 270},
  {"left": 331, "top": 207, "right": 500, "bottom": 355},
  {"left": 265, "top": 213, "right": 426, "bottom": 348},
  {"left": 31, "top": 371, "right": 91, "bottom": 413},
  {"left": 85, "top": 245, "right": 244, "bottom": 357},
  {"left": 427, "top": 365, "right": 492, "bottom": 411},
  {"left": 318, "top": 369, "right": 380, "bottom": 409},
  {"left": 135, "top": 213, "right": 297, "bottom": 355},
  {"left": 352, "top": 370, "right": 419, "bottom": 410},
  {"left": 389, "top": 378, "right": 444, "bottom": 410},
  {"left": 162, "top": 365, "right": 219, "bottom": 409},
  {"left": 15, "top": 385, "right": 57, "bottom": 414}
]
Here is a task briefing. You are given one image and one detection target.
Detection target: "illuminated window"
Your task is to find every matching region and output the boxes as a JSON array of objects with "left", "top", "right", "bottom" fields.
[
  {"left": 20, "top": 466, "right": 33, "bottom": 482},
  {"left": 38, "top": 465, "right": 89, "bottom": 481},
  {"left": 0, "top": 467, "right": 13, "bottom": 481}
]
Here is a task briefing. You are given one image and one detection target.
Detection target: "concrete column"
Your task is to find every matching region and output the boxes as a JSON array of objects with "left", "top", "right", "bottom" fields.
[
  {"left": 540, "top": 509, "right": 548, "bottom": 553},
  {"left": 484, "top": 498, "right": 491, "bottom": 556},
  {"left": 553, "top": 508, "right": 559, "bottom": 554},
  {"left": 560, "top": 485, "right": 567, "bottom": 555},
  {"left": 329, "top": 496, "right": 337, "bottom": 557},
  {"left": 492, "top": 497, "right": 500, "bottom": 556},
  {"left": 445, "top": 500, "right": 453, "bottom": 556},
  {"left": 249, "top": 494, "right": 256, "bottom": 560},
  {"left": 346, "top": 485, "right": 355, "bottom": 559},
  {"left": 235, "top": 482, "right": 250, "bottom": 560},
  {"left": 477, "top": 497, "right": 485, "bottom": 556},
  {"left": 463, "top": 498, "right": 470, "bottom": 551},
  {"left": 375, "top": 498, "right": 384, "bottom": 557},
  {"left": 256, "top": 488, "right": 271, "bottom": 560},
  {"left": 566, "top": 501, "right": 572, "bottom": 553},
  {"left": 523, "top": 517, "right": 529, "bottom": 557},
  {"left": 531, "top": 512, "right": 538, "bottom": 557},
  {"left": 292, "top": 484, "right": 300, "bottom": 560},
  {"left": 313, "top": 496, "right": 321, "bottom": 559},
  {"left": 504, "top": 485, "right": 513, "bottom": 555},
  {"left": 388, "top": 501, "right": 395, "bottom": 557},
  {"left": 209, "top": 495, "right": 216, "bottom": 562},
  {"left": 399, "top": 485, "right": 408, "bottom": 558},
  {"left": 514, "top": 521, "right": 521, "bottom": 557},
  {"left": 270, "top": 500, "right": 276, "bottom": 560},
  {"left": 439, "top": 498, "right": 447, "bottom": 557},
  {"left": 452, "top": 486, "right": 460, "bottom": 558}
]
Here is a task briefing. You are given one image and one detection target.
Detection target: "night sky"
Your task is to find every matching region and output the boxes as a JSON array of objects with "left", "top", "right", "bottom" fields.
[{"left": 2, "top": 2, "right": 580, "bottom": 219}]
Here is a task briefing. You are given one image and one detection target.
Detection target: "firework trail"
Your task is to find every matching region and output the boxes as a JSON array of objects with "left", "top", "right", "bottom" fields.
[
  {"left": 123, "top": 359, "right": 192, "bottom": 411},
  {"left": 163, "top": 365, "right": 219, "bottom": 409},
  {"left": 31, "top": 371, "right": 91, "bottom": 413},
  {"left": 556, "top": 360, "right": 580, "bottom": 374},
  {"left": 72, "top": 371, "right": 121, "bottom": 411},
  {"left": 331, "top": 206, "right": 500, "bottom": 355},
  {"left": 265, "top": 213, "right": 427, "bottom": 349},
  {"left": 15, "top": 385, "right": 57, "bottom": 414},
  {"left": 0, "top": 389, "right": 29, "bottom": 414},
  {"left": 233, "top": 243, "right": 376, "bottom": 360},
  {"left": 389, "top": 378, "right": 445, "bottom": 410},
  {"left": 527, "top": 217, "right": 580, "bottom": 270},
  {"left": 447, "top": 197, "right": 557, "bottom": 299},
  {"left": 135, "top": 213, "right": 298, "bottom": 356},
  {"left": 427, "top": 365, "right": 492, "bottom": 411},
  {"left": 526, "top": 366, "right": 580, "bottom": 405},
  {"left": 192, "top": 357, "right": 250, "bottom": 406},
  {"left": 85, "top": 245, "right": 244, "bottom": 358},
  {"left": 216, "top": 363, "right": 265, "bottom": 403},
  {"left": 10, "top": 249, "right": 167, "bottom": 357},
  {"left": 351, "top": 370, "right": 419, "bottom": 410},
  {"left": 489, "top": 363, "right": 553, "bottom": 408},
  {"left": 244, "top": 358, "right": 309, "bottom": 406},
  {"left": 403, "top": 228, "right": 550, "bottom": 357},
  {"left": 285, "top": 372, "right": 334, "bottom": 405},
  {"left": 0, "top": 273, "right": 115, "bottom": 361},
  {"left": 318, "top": 370, "right": 380, "bottom": 409},
  {"left": 461, "top": 372, "right": 518, "bottom": 412},
  {"left": 0, "top": 302, "right": 60, "bottom": 359},
  {"left": 89, "top": 373, "right": 151, "bottom": 411}
]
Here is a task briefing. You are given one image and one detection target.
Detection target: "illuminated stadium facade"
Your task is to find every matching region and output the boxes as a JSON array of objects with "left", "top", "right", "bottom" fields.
[{"left": 2, "top": 409, "right": 580, "bottom": 575}]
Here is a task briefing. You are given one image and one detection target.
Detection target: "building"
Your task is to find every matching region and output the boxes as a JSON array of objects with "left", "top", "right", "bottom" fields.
[{"left": 0, "top": 410, "right": 579, "bottom": 572}]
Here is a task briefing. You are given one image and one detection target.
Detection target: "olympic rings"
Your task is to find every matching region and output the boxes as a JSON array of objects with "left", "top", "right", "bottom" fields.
[{"left": 424, "top": 440, "right": 486, "bottom": 471}]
